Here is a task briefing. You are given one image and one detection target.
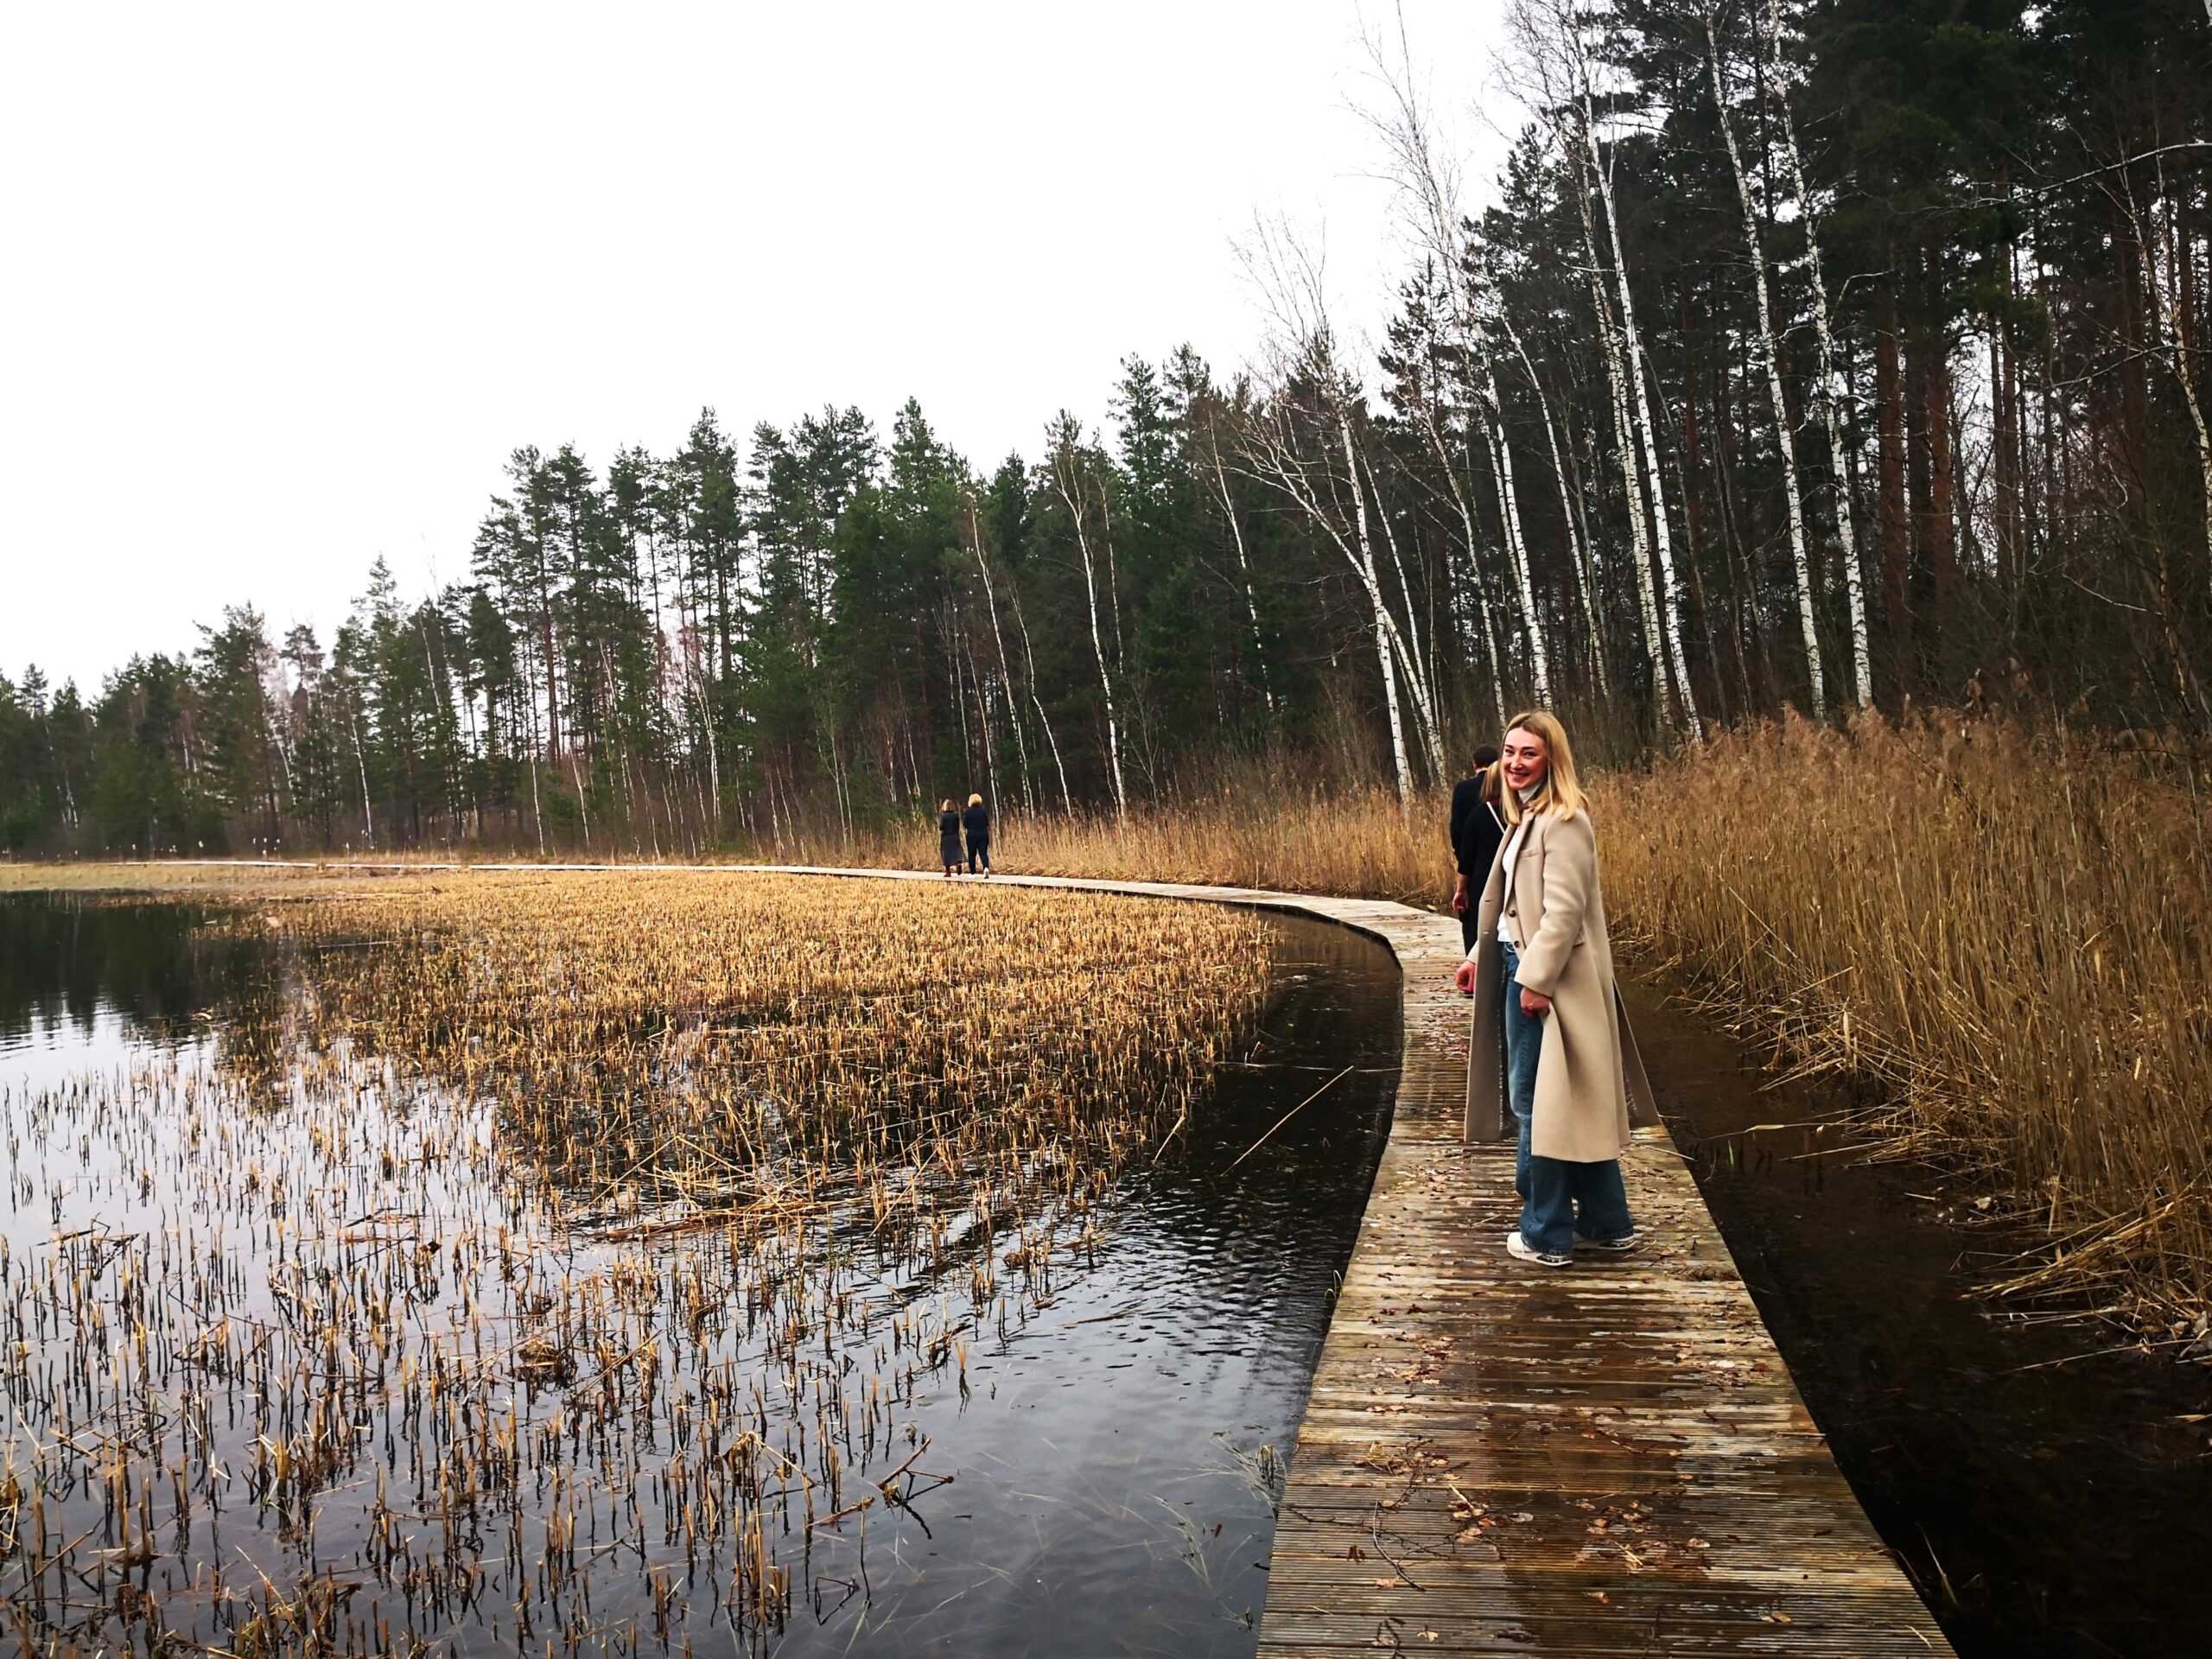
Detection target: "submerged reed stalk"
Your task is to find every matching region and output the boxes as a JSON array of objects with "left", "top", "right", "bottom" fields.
[{"left": 0, "top": 871, "right": 1268, "bottom": 1656}]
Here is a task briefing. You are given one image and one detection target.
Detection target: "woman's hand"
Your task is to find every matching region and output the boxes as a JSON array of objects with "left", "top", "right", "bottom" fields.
[
  {"left": 1454, "top": 957, "right": 1479, "bottom": 996},
  {"left": 1520, "top": 987, "right": 1552, "bottom": 1018},
  {"left": 1451, "top": 874, "right": 1470, "bottom": 913}
]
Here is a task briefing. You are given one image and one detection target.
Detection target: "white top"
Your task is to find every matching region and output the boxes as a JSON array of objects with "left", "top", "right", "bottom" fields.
[
  {"left": 1495, "top": 788, "right": 1540, "bottom": 946},
  {"left": 1496, "top": 814, "right": 1529, "bottom": 944}
]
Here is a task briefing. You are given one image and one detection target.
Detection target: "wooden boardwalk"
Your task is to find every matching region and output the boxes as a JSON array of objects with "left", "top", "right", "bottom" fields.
[
  {"left": 165, "top": 860, "right": 1954, "bottom": 1655},
  {"left": 752, "top": 871, "right": 1955, "bottom": 1657}
]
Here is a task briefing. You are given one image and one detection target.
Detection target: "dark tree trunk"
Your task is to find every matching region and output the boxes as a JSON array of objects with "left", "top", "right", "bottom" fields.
[{"left": 1877, "top": 279, "right": 1913, "bottom": 702}]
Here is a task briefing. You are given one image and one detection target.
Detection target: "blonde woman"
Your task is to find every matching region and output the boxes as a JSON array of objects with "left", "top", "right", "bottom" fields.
[{"left": 1454, "top": 711, "right": 1656, "bottom": 1266}]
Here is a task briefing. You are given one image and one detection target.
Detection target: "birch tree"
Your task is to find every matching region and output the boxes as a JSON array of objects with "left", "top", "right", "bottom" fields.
[
  {"left": 1243, "top": 375, "right": 1423, "bottom": 803},
  {"left": 1704, "top": 5, "right": 1826, "bottom": 721},
  {"left": 1046, "top": 417, "right": 1129, "bottom": 818},
  {"left": 1360, "top": 20, "right": 1551, "bottom": 711},
  {"left": 1764, "top": 0, "right": 1872, "bottom": 709},
  {"left": 1574, "top": 27, "right": 1703, "bottom": 738}
]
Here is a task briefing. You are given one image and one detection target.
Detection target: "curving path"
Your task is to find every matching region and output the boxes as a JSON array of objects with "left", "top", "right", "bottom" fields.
[{"left": 168, "top": 860, "right": 1956, "bottom": 1655}]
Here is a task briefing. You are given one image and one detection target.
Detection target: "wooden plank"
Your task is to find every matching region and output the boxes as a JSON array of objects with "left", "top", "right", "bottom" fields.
[{"left": 1195, "top": 901, "right": 1954, "bottom": 1658}]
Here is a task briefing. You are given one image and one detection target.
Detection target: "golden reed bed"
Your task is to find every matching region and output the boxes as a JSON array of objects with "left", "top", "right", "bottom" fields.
[
  {"left": 7, "top": 709, "right": 2205, "bottom": 1337},
  {"left": 0, "top": 872, "right": 1269, "bottom": 1654}
]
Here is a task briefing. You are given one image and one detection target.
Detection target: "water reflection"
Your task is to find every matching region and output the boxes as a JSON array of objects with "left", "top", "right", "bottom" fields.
[{"left": 0, "top": 892, "right": 265, "bottom": 1051}]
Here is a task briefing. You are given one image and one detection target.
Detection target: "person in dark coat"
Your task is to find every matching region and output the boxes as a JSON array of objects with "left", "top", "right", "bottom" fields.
[
  {"left": 962, "top": 793, "right": 992, "bottom": 876},
  {"left": 1448, "top": 744, "right": 1504, "bottom": 953},
  {"left": 938, "top": 800, "right": 963, "bottom": 877}
]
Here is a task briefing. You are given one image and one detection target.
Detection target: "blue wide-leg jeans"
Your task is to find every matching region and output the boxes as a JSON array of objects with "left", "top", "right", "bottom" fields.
[{"left": 1500, "top": 941, "right": 1633, "bottom": 1258}]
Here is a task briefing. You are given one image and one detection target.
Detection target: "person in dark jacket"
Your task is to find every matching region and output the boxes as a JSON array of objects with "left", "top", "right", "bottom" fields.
[
  {"left": 1448, "top": 744, "right": 1504, "bottom": 952},
  {"left": 938, "top": 800, "right": 963, "bottom": 876},
  {"left": 962, "top": 793, "right": 992, "bottom": 876}
]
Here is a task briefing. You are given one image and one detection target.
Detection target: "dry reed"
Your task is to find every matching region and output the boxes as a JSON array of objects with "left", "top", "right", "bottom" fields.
[
  {"left": 0, "top": 871, "right": 1269, "bottom": 1656},
  {"left": 784, "top": 718, "right": 2212, "bottom": 1335},
  {"left": 1598, "top": 713, "right": 2212, "bottom": 1338},
  {"left": 754, "top": 788, "right": 1459, "bottom": 910}
]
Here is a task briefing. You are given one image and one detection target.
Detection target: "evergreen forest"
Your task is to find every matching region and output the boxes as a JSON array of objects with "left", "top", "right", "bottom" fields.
[{"left": 5, "top": 0, "right": 2209, "bottom": 855}]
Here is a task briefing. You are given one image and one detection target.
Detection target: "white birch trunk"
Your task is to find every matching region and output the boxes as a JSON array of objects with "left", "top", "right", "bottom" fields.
[
  {"left": 1359, "top": 35, "right": 1533, "bottom": 727},
  {"left": 1207, "top": 441, "right": 1275, "bottom": 712},
  {"left": 1765, "top": 0, "right": 1872, "bottom": 708},
  {"left": 1009, "top": 585, "right": 1073, "bottom": 815},
  {"left": 1243, "top": 407, "right": 1430, "bottom": 800},
  {"left": 1414, "top": 384, "right": 1510, "bottom": 724},
  {"left": 1584, "top": 89, "right": 1705, "bottom": 739},
  {"left": 352, "top": 698, "right": 377, "bottom": 849},
  {"left": 1052, "top": 450, "right": 1128, "bottom": 818},
  {"left": 1339, "top": 419, "right": 1418, "bottom": 798},
  {"left": 1707, "top": 11, "right": 1826, "bottom": 721},
  {"left": 966, "top": 501, "right": 1036, "bottom": 814},
  {"left": 1357, "top": 441, "right": 1452, "bottom": 779},
  {"left": 1372, "top": 602, "right": 1414, "bottom": 807},
  {"left": 1573, "top": 127, "right": 1669, "bottom": 712},
  {"left": 1478, "top": 370, "right": 1554, "bottom": 706},
  {"left": 1340, "top": 410, "right": 1444, "bottom": 785},
  {"left": 2135, "top": 189, "right": 2212, "bottom": 580},
  {"left": 1503, "top": 315, "right": 1609, "bottom": 696}
]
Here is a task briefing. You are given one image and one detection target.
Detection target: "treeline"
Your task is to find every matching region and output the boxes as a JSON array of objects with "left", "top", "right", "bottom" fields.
[{"left": 4, "top": 0, "right": 2209, "bottom": 856}]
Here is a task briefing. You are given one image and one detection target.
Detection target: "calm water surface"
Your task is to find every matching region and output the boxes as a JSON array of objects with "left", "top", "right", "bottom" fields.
[{"left": 0, "top": 892, "right": 1397, "bottom": 1657}]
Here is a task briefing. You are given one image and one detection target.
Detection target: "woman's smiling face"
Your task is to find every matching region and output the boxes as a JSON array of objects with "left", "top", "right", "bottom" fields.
[{"left": 1502, "top": 726, "right": 1549, "bottom": 794}]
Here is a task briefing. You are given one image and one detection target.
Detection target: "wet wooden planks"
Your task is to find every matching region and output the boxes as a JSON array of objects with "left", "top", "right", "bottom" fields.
[
  {"left": 1214, "top": 902, "right": 1954, "bottom": 1659},
  {"left": 168, "top": 860, "right": 1950, "bottom": 1655}
]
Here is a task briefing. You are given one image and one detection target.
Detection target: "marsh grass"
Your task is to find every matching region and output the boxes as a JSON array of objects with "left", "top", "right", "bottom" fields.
[
  {"left": 0, "top": 872, "right": 1269, "bottom": 1656},
  {"left": 1599, "top": 714, "right": 2212, "bottom": 1338}
]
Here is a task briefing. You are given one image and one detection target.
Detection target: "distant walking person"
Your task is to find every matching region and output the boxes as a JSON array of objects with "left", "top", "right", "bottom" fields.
[
  {"left": 938, "top": 800, "right": 964, "bottom": 877},
  {"left": 963, "top": 793, "right": 992, "bottom": 876},
  {"left": 1448, "top": 744, "right": 1505, "bottom": 953},
  {"left": 1455, "top": 712, "right": 1656, "bottom": 1267}
]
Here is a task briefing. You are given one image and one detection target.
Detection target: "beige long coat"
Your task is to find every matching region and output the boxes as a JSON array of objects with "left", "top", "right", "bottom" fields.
[{"left": 1463, "top": 806, "right": 1657, "bottom": 1161}]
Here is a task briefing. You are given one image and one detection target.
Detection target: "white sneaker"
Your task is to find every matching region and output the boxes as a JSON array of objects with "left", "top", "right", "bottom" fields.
[{"left": 1505, "top": 1230, "right": 1573, "bottom": 1268}]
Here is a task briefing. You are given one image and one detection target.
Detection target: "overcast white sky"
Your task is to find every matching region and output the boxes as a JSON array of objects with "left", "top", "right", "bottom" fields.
[{"left": 0, "top": 2, "right": 1510, "bottom": 695}]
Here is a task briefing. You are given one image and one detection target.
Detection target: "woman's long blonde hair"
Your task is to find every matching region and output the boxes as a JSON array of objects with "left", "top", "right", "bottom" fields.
[{"left": 1498, "top": 710, "right": 1589, "bottom": 824}]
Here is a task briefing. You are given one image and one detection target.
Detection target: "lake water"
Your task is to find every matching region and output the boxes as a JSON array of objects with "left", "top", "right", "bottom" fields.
[{"left": 0, "top": 891, "right": 1399, "bottom": 1657}]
